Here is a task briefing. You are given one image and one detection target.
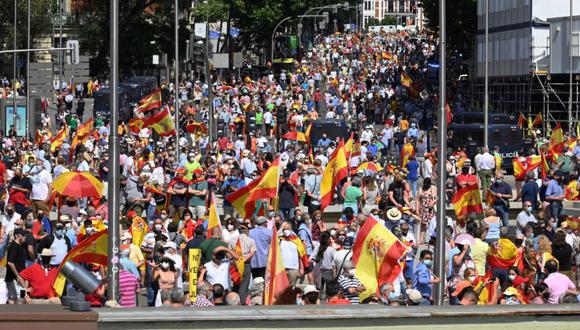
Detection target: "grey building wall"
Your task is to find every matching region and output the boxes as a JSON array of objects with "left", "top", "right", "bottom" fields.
[{"left": 549, "top": 16, "right": 580, "bottom": 74}]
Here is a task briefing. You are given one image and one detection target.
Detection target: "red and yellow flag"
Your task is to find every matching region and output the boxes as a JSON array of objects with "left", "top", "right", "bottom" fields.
[
  {"left": 400, "top": 142, "right": 415, "bottom": 168},
  {"left": 206, "top": 195, "right": 222, "bottom": 238},
  {"left": 129, "top": 216, "right": 147, "bottom": 248},
  {"left": 451, "top": 184, "right": 483, "bottom": 217},
  {"left": 532, "top": 113, "right": 542, "bottom": 128},
  {"left": 287, "top": 235, "right": 310, "bottom": 269},
  {"left": 234, "top": 238, "right": 245, "bottom": 280},
  {"left": 352, "top": 216, "right": 407, "bottom": 301},
  {"left": 138, "top": 88, "right": 162, "bottom": 112},
  {"left": 76, "top": 118, "right": 94, "bottom": 138},
  {"left": 320, "top": 140, "right": 348, "bottom": 210},
  {"left": 35, "top": 129, "right": 43, "bottom": 146},
  {"left": 445, "top": 102, "right": 453, "bottom": 124},
  {"left": 263, "top": 225, "right": 290, "bottom": 305},
  {"left": 517, "top": 113, "right": 526, "bottom": 129},
  {"left": 50, "top": 127, "right": 68, "bottom": 152},
  {"left": 400, "top": 71, "right": 413, "bottom": 88},
  {"left": 226, "top": 158, "right": 281, "bottom": 218},
  {"left": 487, "top": 238, "right": 523, "bottom": 273},
  {"left": 344, "top": 133, "right": 361, "bottom": 159},
  {"left": 128, "top": 117, "right": 144, "bottom": 134},
  {"left": 143, "top": 107, "right": 176, "bottom": 136},
  {"left": 53, "top": 229, "right": 109, "bottom": 296},
  {"left": 549, "top": 123, "right": 566, "bottom": 156},
  {"left": 512, "top": 158, "right": 527, "bottom": 181},
  {"left": 305, "top": 123, "right": 312, "bottom": 145}
]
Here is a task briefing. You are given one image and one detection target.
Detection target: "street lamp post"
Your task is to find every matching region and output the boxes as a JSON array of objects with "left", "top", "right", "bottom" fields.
[
  {"left": 484, "top": 0, "right": 489, "bottom": 148},
  {"left": 569, "top": 0, "right": 574, "bottom": 134},
  {"left": 270, "top": 16, "right": 292, "bottom": 65},
  {"left": 434, "top": 0, "right": 447, "bottom": 307},
  {"left": 205, "top": 2, "right": 215, "bottom": 143},
  {"left": 175, "top": 0, "right": 180, "bottom": 151},
  {"left": 107, "top": 0, "right": 120, "bottom": 303},
  {"left": 13, "top": 0, "right": 17, "bottom": 135},
  {"left": 26, "top": 0, "right": 30, "bottom": 135}
]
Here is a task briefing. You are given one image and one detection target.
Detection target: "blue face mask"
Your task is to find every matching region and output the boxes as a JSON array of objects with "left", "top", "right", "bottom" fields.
[
  {"left": 388, "top": 292, "right": 398, "bottom": 301},
  {"left": 423, "top": 259, "right": 432, "bottom": 267}
]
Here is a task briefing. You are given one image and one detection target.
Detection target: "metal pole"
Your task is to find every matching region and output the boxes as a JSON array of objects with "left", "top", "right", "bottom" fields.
[
  {"left": 205, "top": 3, "right": 215, "bottom": 146},
  {"left": 569, "top": 0, "right": 574, "bottom": 134},
  {"left": 175, "top": 0, "right": 180, "bottom": 152},
  {"left": 271, "top": 17, "right": 292, "bottom": 65},
  {"left": 26, "top": 0, "right": 30, "bottom": 136},
  {"left": 434, "top": 0, "right": 447, "bottom": 307},
  {"left": 59, "top": 0, "right": 62, "bottom": 93},
  {"left": 484, "top": 0, "right": 489, "bottom": 148},
  {"left": 107, "top": 0, "right": 120, "bottom": 303},
  {"left": 13, "top": 0, "right": 17, "bottom": 135}
]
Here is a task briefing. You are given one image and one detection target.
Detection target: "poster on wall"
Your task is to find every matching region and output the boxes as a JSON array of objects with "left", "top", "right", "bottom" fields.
[{"left": 5, "top": 106, "right": 27, "bottom": 137}]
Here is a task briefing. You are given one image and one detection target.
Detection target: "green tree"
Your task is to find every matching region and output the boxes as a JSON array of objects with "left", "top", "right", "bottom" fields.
[{"left": 420, "top": 0, "right": 477, "bottom": 57}]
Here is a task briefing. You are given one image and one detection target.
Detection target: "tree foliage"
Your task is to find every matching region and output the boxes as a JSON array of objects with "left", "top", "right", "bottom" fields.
[{"left": 420, "top": 0, "right": 477, "bottom": 57}]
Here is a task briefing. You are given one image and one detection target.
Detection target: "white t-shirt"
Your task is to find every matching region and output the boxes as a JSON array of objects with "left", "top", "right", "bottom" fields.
[
  {"left": 50, "top": 236, "right": 68, "bottom": 266},
  {"left": 31, "top": 169, "right": 53, "bottom": 200},
  {"left": 203, "top": 261, "right": 230, "bottom": 290},
  {"left": 280, "top": 239, "right": 299, "bottom": 270}
]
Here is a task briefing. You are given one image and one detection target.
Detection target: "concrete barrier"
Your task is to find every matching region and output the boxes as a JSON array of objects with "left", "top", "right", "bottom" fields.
[{"left": 97, "top": 304, "right": 580, "bottom": 330}]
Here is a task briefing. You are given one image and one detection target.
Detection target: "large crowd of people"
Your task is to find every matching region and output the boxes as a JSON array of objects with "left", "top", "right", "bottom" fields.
[{"left": 0, "top": 28, "right": 579, "bottom": 308}]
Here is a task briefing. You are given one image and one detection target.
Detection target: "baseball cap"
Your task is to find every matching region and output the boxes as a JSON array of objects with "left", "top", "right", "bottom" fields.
[{"left": 303, "top": 285, "right": 319, "bottom": 295}]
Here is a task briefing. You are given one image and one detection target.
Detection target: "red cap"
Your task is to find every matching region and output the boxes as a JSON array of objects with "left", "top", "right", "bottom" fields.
[{"left": 127, "top": 210, "right": 137, "bottom": 219}]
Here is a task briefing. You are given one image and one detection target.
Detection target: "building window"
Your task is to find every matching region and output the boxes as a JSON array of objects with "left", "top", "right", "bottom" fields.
[{"left": 573, "top": 33, "right": 580, "bottom": 57}]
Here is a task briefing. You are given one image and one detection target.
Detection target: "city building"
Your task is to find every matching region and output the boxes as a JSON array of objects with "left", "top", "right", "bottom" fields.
[
  {"left": 474, "top": 0, "right": 580, "bottom": 128},
  {"left": 362, "top": 0, "right": 424, "bottom": 30}
]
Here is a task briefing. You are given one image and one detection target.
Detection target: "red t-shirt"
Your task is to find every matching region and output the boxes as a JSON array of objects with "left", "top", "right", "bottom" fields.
[
  {"left": 20, "top": 264, "right": 59, "bottom": 298},
  {"left": 327, "top": 297, "right": 351, "bottom": 305},
  {"left": 0, "top": 160, "right": 6, "bottom": 184}
]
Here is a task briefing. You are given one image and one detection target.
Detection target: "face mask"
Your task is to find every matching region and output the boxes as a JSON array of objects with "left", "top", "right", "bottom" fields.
[
  {"left": 283, "top": 229, "right": 292, "bottom": 237},
  {"left": 268, "top": 211, "right": 276, "bottom": 218},
  {"left": 508, "top": 274, "right": 516, "bottom": 281},
  {"left": 41, "top": 256, "right": 52, "bottom": 265},
  {"left": 295, "top": 215, "right": 302, "bottom": 221},
  {"left": 495, "top": 179, "right": 502, "bottom": 184},
  {"left": 296, "top": 298, "right": 303, "bottom": 305},
  {"left": 468, "top": 275, "right": 477, "bottom": 283},
  {"left": 423, "top": 259, "right": 432, "bottom": 268},
  {"left": 85, "top": 227, "right": 94, "bottom": 234},
  {"left": 330, "top": 229, "right": 337, "bottom": 236},
  {"left": 348, "top": 269, "right": 356, "bottom": 277},
  {"left": 305, "top": 218, "right": 312, "bottom": 225},
  {"left": 388, "top": 292, "right": 398, "bottom": 301},
  {"left": 155, "top": 224, "right": 163, "bottom": 231},
  {"left": 65, "top": 223, "right": 72, "bottom": 229},
  {"left": 160, "top": 262, "right": 169, "bottom": 269},
  {"left": 55, "top": 229, "right": 63, "bottom": 238},
  {"left": 227, "top": 224, "right": 235, "bottom": 231},
  {"left": 526, "top": 207, "right": 532, "bottom": 213},
  {"left": 6, "top": 209, "right": 14, "bottom": 215},
  {"left": 462, "top": 168, "right": 469, "bottom": 174},
  {"left": 161, "top": 214, "right": 167, "bottom": 220}
]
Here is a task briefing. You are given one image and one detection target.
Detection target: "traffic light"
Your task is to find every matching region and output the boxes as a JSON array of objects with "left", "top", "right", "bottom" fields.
[
  {"left": 402, "top": 16, "right": 407, "bottom": 27},
  {"left": 66, "top": 40, "right": 79, "bottom": 64}
]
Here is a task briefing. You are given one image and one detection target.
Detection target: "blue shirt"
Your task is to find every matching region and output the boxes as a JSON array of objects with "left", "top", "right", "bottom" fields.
[
  {"left": 65, "top": 229, "right": 77, "bottom": 247},
  {"left": 407, "top": 127, "right": 419, "bottom": 140},
  {"left": 521, "top": 180, "right": 539, "bottom": 203},
  {"left": 249, "top": 226, "right": 272, "bottom": 269},
  {"left": 545, "top": 179, "right": 564, "bottom": 198},
  {"left": 297, "top": 223, "right": 313, "bottom": 256},
  {"left": 317, "top": 138, "right": 331, "bottom": 147},
  {"left": 412, "top": 262, "right": 432, "bottom": 298},
  {"left": 406, "top": 160, "right": 420, "bottom": 181}
]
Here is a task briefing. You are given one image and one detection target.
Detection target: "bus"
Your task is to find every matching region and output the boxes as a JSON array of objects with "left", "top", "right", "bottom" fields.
[
  {"left": 308, "top": 119, "right": 350, "bottom": 148},
  {"left": 92, "top": 87, "right": 131, "bottom": 122},
  {"left": 123, "top": 76, "right": 158, "bottom": 104}
]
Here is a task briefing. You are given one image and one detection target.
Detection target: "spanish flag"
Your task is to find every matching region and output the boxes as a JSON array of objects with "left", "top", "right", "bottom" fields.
[
  {"left": 487, "top": 238, "right": 523, "bottom": 273},
  {"left": 494, "top": 153, "right": 502, "bottom": 176},
  {"left": 76, "top": 118, "right": 94, "bottom": 138},
  {"left": 50, "top": 126, "right": 68, "bottom": 152},
  {"left": 138, "top": 88, "right": 162, "bottom": 112},
  {"left": 263, "top": 225, "right": 290, "bottom": 305},
  {"left": 400, "top": 142, "right": 415, "bottom": 168},
  {"left": 286, "top": 234, "right": 310, "bottom": 269},
  {"left": 144, "top": 107, "right": 176, "bottom": 137},
  {"left": 35, "top": 129, "right": 43, "bottom": 146},
  {"left": 320, "top": 140, "right": 348, "bottom": 210},
  {"left": 400, "top": 71, "right": 413, "bottom": 88},
  {"left": 226, "top": 158, "right": 281, "bottom": 218},
  {"left": 512, "top": 158, "right": 527, "bottom": 181},
  {"left": 352, "top": 216, "right": 407, "bottom": 301},
  {"left": 234, "top": 238, "right": 245, "bottom": 281},
  {"left": 305, "top": 123, "right": 312, "bottom": 145},
  {"left": 445, "top": 102, "right": 453, "bottom": 124},
  {"left": 451, "top": 184, "right": 483, "bottom": 217},
  {"left": 517, "top": 113, "right": 526, "bottom": 129},
  {"left": 549, "top": 123, "right": 565, "bottom": 155},
  {"left": 129, "top": 216, "right": 147, "bottom": 248},
  {"left": 128, "top": 117, "right": 144, "bottom": 134},
  {"left": 206, "top": 194, "right": 222, "bottom": 238},
  {"left": 53, "top": 229, "right": 109, "bottom": 296},
  {"left": 474, "top": 271, "right": 496, "bottom": 305},
  {"left": 532, "top": 113, "right": 542, "bottom": 128},
  {"left": 344, "top": 133, "right": 361, "bottom": 159}
]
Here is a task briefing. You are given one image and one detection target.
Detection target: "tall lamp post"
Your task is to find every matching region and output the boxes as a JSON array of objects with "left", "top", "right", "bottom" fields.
[
  {"left": 569, "top": 0, "right": 574, "bottom": 134},
  {"left": 175, "top": 0, "right": 180, "bottom": 151},
  {"left": 484, "top": 0, "right": 489, "bottom": 147},
  {"left": 107, "top": 0, "right": 120, "bottom": 303},
  {"left": 271, "top": 16, "right": 292, "bottom": 65},
  {"left": 434, "top": 0, "right": 447, "bottom": 307}
]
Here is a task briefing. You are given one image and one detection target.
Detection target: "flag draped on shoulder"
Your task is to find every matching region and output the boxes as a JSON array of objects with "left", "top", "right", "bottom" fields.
[
  {"left": 487, "top": 238, "right": 523, "bottom": 272},
  {"left": 225, "top": 158, "right": 281, "bottom": 218},
  {"left": 138, "top": 88, "right": 162, "bottom": 112},
  {"left": 53, "top": 229, "right": 108, "bottom": 296},
  {"left": 320, "top": 140, "right": 348, "bottom": 210},
  {"left": 352, "top": 216, "right": 407, "bottom": 301},
  {"left": 206, "top": 194, "right": 222, "bottom": 238},
  {"left": 263, "top": 225, "right": 290, "bottom": 305},
  {"left": 344, "top": 133, "right": 361, "bottom": 159},
  {"left": 451, "top": 184, "right": 483, "bottom": 217}
]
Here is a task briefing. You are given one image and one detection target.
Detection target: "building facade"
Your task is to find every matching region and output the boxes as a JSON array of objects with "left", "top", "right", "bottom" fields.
[{"left": 362, "top": 0, "right": 424, "bottom": 30}]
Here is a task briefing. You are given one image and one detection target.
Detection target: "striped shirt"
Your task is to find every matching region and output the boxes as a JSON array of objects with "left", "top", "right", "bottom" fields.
[
  {"left": 119, "top": 270, "right": 139, "bottom": 307},
  {"left": 337, "top": 274, "right": 362, "bottom": 304}
]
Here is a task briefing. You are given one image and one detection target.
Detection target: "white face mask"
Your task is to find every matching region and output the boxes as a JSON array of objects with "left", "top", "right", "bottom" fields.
[
  {"left": 227, "top": 224, "right": 235, "bottom": 231},
  {"left": 508, "top": 274, "right": 516, "bottom": 281},
  {"left": 283, "top": 229, "right": 292, "bottom": 237},
  {"left": 468, "top": 275, "right": 477, "bottom": 283},
  {"left": 154, "top": 224, "right": 163, "bottom": 231},
  {"left": 160, "top": 262, "right": 170, "bottom": 269},
  {"left": 330, "top": 229, "right": 337, "bottom": 236},
  {"left": 348, "top": 269, "right": 356, "bottom": 277}
]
